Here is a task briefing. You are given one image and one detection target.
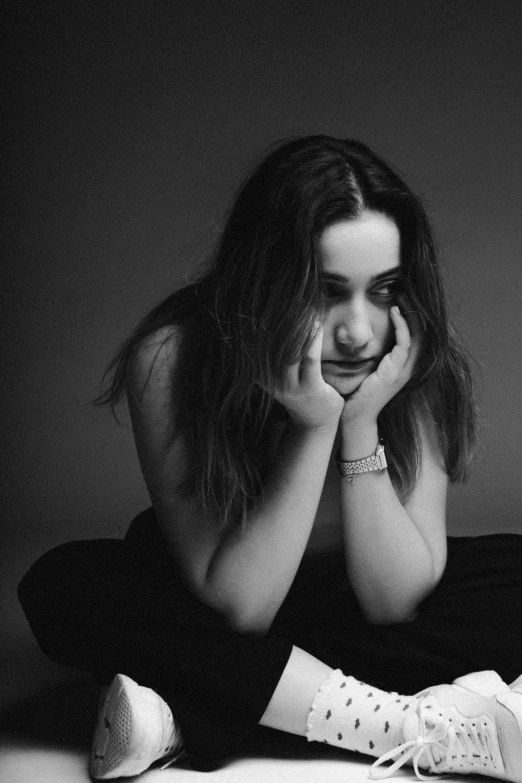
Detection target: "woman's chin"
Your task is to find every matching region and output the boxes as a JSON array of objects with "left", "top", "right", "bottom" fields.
[{"left": 323, "top": 374, "right": 365, "bottom": 398}]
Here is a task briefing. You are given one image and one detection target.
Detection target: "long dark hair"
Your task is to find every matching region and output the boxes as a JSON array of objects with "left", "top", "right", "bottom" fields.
[{"left": 96, "top": 135, "right": 477, "bottom": 528}]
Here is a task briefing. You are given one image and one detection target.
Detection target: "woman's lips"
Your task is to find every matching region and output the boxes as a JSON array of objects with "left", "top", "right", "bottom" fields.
[{"left": 321, "top": 359, "right": 375, "bottom": 375}]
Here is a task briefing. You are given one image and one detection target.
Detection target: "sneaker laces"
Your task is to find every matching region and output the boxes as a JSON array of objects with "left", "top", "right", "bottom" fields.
[
  {"left": 370, "top": 697, "right": 500, "bottom": 780},
  {"left": 159, "top": 747, "right": 186, "bottom": 771},
  {"left": 157, "top": 706, "right": 186, "bottom": 770}
]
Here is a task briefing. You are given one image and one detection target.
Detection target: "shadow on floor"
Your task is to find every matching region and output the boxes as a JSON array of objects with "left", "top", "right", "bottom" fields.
[{"left": 0, "top": 676, "right": 97, "bottom": 750}]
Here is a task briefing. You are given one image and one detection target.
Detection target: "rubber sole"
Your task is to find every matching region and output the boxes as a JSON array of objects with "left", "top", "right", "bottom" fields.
[{"left": 90, "top": 674, "right": 142, "bottom": 779}]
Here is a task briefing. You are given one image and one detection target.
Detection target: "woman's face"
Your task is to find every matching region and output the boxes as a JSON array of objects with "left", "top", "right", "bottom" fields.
[{"left": 319, "top": 210, "right": 402, "bottom": 397}]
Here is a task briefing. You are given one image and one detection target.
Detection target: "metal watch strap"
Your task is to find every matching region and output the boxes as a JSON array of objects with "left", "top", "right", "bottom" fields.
[{"left": 335, "top": 440, "right": 387, "bottom": 482}]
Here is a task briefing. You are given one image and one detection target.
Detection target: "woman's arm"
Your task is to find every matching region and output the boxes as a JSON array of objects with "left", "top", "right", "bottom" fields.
[
  {"left": 128, "top": 325, "right": 344, "bottom": 635},
  {"left": 339, "top": 414, "right": 447, "bottom": 625},
  {"left": 338, "top": 306, "right": 448, "bottom": 624}
]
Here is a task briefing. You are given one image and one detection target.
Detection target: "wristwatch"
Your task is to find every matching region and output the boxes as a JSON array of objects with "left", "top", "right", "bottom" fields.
[{"left": 335, "top": 440, "right": 387, "bottom": 482}]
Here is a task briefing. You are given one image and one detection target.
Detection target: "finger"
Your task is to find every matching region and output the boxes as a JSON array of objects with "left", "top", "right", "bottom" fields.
[
  {"left": 376, "top": 307, "right": 412, "bottom": 384},
  {"left": 390, "top": 305, "right": 411, "bottom": 351},
  {"left": 308, "top": 321, "right": 324, "bottom": 360},
  {"left": 256, "top": 360, "right": 300, "bottom": 398},
  {"left": 397, "top": 294, "right": 425, "bottom": 343},
  {"left": 300, "top": 323, "right": 323, "bottom": 383},
  {"left": 397, "top": 298, "right": 425, "bottom": 367},
  {"left": 388, "top": 305, "right": 423, "bottom": 379}
]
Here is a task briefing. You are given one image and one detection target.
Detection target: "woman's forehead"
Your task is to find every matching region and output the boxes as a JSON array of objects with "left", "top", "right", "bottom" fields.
[{"left": 318, "top": 212, "right": 400, "bottom": 279}]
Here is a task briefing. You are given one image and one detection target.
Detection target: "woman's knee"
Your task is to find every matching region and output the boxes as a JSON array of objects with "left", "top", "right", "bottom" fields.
[
  {"left": 18, "top": 539, "right": 122, "bottom": 622},
  {"left": 18, "top": 538, "right": 124, "bottom": 663}
]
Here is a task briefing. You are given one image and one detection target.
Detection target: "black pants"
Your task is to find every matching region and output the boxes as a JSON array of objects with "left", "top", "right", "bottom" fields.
[{"left": 18, "top": 508, "right": 522, "bottom": 771}]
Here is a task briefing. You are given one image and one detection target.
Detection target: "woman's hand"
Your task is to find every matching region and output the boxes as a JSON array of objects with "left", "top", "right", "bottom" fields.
[
  {"left": 272, "top": 324, "right": 345, "bottom": 431},
  {"left": 340, "top": 303, "right": 422, "bottom": 426}
]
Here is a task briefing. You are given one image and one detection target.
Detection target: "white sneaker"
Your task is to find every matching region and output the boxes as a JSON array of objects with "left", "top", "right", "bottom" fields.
[
  {"left": 509, "top": 673, "right": 522, "bottom": 690},
  {"left": 370, "top": 670, "right": 522, "bottom": 781},
  {"left": 89, "top": 674, "right": 184, "bottom": 779}
]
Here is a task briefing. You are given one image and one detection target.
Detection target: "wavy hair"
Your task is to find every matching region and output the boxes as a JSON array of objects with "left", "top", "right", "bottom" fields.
[{"left": 95, "top": 135, "right": 477, "bottom": 528}]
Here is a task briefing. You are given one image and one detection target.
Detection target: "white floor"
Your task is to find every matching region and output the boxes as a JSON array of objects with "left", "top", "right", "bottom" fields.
[{"left": 0, "top": 738, "right": 377, "bottom": 783}]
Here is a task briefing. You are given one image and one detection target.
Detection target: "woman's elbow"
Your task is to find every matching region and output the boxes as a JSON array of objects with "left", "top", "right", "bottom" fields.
[
  {"left": 361, "top": 568, "right": 445, "bottom": 626},
  {"left": 363, "top": 603, "right": 419, "bottom": 625},
  {"left": 199, "top": 579, "right": 275, "bottom": 635},
  {"left": 225, "top": 604, "right": 273, "bottom": 635}
]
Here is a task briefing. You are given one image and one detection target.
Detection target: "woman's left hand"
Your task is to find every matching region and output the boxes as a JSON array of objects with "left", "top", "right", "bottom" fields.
[{"left": 340, "top": 303, "right": 422, "bottom": 425}]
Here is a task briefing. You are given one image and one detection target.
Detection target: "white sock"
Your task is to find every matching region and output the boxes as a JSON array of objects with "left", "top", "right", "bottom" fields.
[{"left": 306, "top": 669, "right": 422, "bottom": 757}]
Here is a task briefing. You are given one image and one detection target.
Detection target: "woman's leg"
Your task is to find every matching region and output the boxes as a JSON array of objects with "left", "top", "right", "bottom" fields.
[
  {"left": 17, "top": 527, "right": 294, "bottom": 771},
  {"left": 18, "top": 537, "right": 126, "bottom": 684},
  {"left": 19, "top": 529, "right": 522, "bottom": 783},
  {"left": 260, "top": 646, "right": 333, "bottom": 734},
  {"left": 277, "top": 534, "right": 522, "bottom": 697},
  {"left": 17, "top": 527, "right": 421, "bottom": 773}
]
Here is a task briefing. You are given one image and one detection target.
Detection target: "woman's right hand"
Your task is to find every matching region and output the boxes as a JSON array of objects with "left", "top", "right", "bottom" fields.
[{"left": 271, "top": 324, "right": 345, "bottom": 431}]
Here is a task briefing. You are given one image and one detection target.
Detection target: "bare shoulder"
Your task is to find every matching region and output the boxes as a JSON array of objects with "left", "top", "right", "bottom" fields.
[
  {"left": 128, "top": 325, "right": 182, "bottom": 400},
  {"left": 126, "top": 324, "right": 184, "bottom": 460}
]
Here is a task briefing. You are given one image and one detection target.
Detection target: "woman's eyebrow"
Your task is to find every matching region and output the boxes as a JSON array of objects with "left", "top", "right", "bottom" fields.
[
  {"left": 321, "top": 267, "right": 402, "bottom": 284},
  {"left": 372, "top": 268, "right": 402, "bottom": 282}
]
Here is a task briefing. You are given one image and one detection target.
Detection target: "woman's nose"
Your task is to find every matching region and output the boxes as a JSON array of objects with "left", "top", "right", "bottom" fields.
[{"left": 334, "top": 307, "right": 372, "bottom": 350}]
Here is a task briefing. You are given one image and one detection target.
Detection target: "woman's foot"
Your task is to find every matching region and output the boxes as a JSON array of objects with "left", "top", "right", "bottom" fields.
[
  {"left": 89, "top": 674, "right": 184, "bottom": 779},
  {"left": 370, "top": 670, "right": 522, "bottom": 781}
]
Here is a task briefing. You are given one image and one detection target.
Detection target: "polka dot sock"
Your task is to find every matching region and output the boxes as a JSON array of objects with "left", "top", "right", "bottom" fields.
[{"left": 306, "top": 669, "right": 422, "bottom": 757}]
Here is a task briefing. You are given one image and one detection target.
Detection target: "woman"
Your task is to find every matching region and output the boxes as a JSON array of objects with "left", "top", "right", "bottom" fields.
[{"left": 18, "top": 136, "right": 522, "bottom": 781}]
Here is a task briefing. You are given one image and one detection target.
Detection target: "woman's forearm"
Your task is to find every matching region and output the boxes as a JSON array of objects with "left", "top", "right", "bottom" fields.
[
  {"left": 201, "top": 421, "right": 338, "bottom": 633},
  {"left": 339, "top": 420, "right": 443, "bottom": 624},
  {"left": 341, "top": 472, "right": 439, "bottom": 624}
]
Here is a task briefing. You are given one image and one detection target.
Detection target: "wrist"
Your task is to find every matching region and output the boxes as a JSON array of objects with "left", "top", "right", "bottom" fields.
[
  {"left": 336, "top": 439, "right": 387, "bottom": 483},
  {"left": 287, "top": 418, "right": 340, "bottom": 440},
  {"left": 338, "top": 420, "right": 379, "bottom": 461}
]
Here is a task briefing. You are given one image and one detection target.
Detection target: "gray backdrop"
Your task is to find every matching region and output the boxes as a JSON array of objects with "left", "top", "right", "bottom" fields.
[{"left": 3, "top": 0, "right": 522, "bottom": 705}]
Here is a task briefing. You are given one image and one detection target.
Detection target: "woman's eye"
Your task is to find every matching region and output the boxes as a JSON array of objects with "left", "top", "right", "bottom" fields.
[
  {"left": 372, "top": 281, "right": 402, "bottom": 301},
  {"left": 324, "top": 284, "right": 346, "bottom": 300},
  {"left": 323, "top": 280, "right": 403, "bottom": 303}
]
